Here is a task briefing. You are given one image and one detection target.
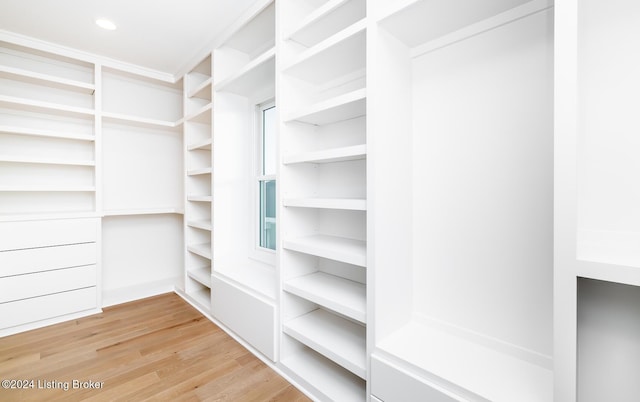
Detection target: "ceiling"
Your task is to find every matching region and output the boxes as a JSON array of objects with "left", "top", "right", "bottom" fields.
[{"left": 0, "top": 0, "right": 257, "bottom": 76}]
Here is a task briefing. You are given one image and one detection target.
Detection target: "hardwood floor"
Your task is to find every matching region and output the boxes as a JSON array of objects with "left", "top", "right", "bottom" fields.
[{"left": 0, "top": 293, "right": 311, "bottom": 402}]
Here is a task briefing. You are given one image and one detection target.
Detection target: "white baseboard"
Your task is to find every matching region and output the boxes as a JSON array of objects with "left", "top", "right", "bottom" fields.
[{"left": 102, "top": 277, "right": 180, "bottom": 307}]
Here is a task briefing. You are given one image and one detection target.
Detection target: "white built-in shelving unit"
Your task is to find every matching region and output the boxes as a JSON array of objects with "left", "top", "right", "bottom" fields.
[
  {"left": 0, "top": 41, "right": 97, "bottom": 216},
  {"left": 369, "top": 0, "right": 554, "bottom": 401},
  {"left": 183, "top": 53, "right": 213, "bottom": 312},
  {"left": 278, "top": 0, "right": 368, "bottom": 400}
]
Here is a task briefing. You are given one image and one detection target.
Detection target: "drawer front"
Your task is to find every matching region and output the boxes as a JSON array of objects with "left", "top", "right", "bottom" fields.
[
  {"left": 0, "top": 264, "right": 96, "bottom": 303},
  {"left": 0, "top": 287, "right": 97, "bottom": 330},
  {"left": 0, "top": 243, "right": 97, "bottom": 278},
  {"left": 0, "top": 218, "right": 98, "bottom": 251},
  {"left": 371, "top": 355, "right": 463, "bottom": 402},
  {"left": 211, "top": 276, "right": 276, "bottom": 361}
]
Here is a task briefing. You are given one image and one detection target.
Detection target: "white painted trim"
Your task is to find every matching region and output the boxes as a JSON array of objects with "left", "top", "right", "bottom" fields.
[
  {"left": 0, "top": 308, "right": 102, "bottom": 338},
  {"left": 102, "top": 277, "right": 179, "bottom": 307},
  {"left": 0, "top": 30, "right": 176, "bottom": 83}
]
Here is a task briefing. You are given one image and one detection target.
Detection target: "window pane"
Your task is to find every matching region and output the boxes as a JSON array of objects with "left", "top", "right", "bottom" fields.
[
  {"left": 260, "top": 180, "right": 276, "bottom": 250},
  {"left": 262, "top": 106, "right": 276, "bottom": 176}
]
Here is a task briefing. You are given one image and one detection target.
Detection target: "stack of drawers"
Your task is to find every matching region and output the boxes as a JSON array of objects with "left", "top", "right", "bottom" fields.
[{"left": 0, "top": 218, "right": 100, "bottom": 334}]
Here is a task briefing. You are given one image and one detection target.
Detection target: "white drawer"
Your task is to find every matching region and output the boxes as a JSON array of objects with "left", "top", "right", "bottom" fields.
[
  {"left": 0, "top": 287, "right": 97, "bottom": 330},
  {"left": 0, "top": 264, "right": 96, "bottom": 303},
  {"left": 211, "top": 275, "right": 276, "bottom": 361},
  {"left": 0, "top": 218, "right": 98, "bottom": 251},
  {"left": 0, "top": 243, "right": 97, "bottom": 278},
  {"left": 371, "top": 355, "right": 464, "bottom": 402}
]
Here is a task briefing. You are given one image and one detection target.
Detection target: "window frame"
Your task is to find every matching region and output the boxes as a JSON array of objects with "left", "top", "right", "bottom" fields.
[{"left": 250, "top": 99, "right": 277, "bottom": 265}]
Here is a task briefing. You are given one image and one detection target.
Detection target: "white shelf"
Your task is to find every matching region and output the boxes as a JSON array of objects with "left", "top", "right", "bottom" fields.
[
  {"left": 187, "top": 138, "right": 212, "bottom": 151},
  {"left": 188, "top": 243, "right": 212, "bottom": 260},
  {"left": 0, "top": 155, "right": 95, "bottom": 167},
  {"left": 0, "top": 211, "right": 100, "bottom": 223},
  {"left": 102, "top": 111, "right": 178, "bottom": 129},
  {"left": 188, "top": 76, "right": 212, "bottom": 99},
  {"left": 285, "top": 88, "right": 366, "bottom": 125},
  {"left": 284, "top": 197, "right": 366, "bottom": 211},
  {"left": 187, "top": 195, "right": 212, "bottom": 202},
  {"left": 187, "top": 167, "right": 212, "bottom": 176},
  {"left": 377, "top": 320, "right": 553, "bottom": 401},
  {"left": 284, "top": 308, "right": 366, "bottom": 378},
  {"left": 286, "top": 0, "right": 363, "bottom": 46},
  {"left": 188, "top": 266, "right": 212, "bottom": 288},
  {"left": 215, "top": 47, "right": 275, "bottom": 97},
  {"left": 0, "top": 125, "right": 94, "bottom": 142},
  {"left": 0, "top": 95, "right": 94, "bottom": 118},
  {"left": 184, "top": 103, "right": 212, "bottom": 124},
  {"left": 187, "top": 219, "right": 212, "bottom": 231},
  {"left": 283, "top": 144, "right": 366, "bottom": 165},
  {"left": 285, "top": 272, "right": 366, "bottom": 323},
  {"left": 284, "top": 234, "right": 366, "bottom": 267},
  {"left": 378, "top": 0, "right": 545, "bottom": 52},
  {"left": 283, "top": 19, "right": 366, "bottom": 85},
  {"left": 0, "top": 185, "right": 95, "bottom": 192},
  {"left": 281, "top": 349, "right": 365, "bottom": 402},
  {"left": 102, "top": 208, "right": 181, "bottom": 217},
  {"left": 0, "top": 65, "right": 95, "bottom": 94}
]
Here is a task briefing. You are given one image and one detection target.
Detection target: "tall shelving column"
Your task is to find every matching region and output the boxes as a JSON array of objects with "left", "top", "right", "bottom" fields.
[
  {"left": 0, "top": 40, "right": 101, "bottom": 335},
  {"left": 183, "top": 54, "right": 213, "bottom": 312},
  {"left": 277, "top": 1, "right": 368, "bottom": 400},
  {"left": 100, "top": 67, "right": 184, "bottom": 306},
  {"left": 210, "top": 0, "right": 278, "bottom": 361},
  {"left": 368, "top": 1, "right": 554, "bottom": 401}
]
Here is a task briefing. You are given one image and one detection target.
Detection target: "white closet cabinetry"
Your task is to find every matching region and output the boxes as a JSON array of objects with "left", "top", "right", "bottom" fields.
[
  {"left": 369, "top": 1, "right": 554, "bottom": 401},
  {"left": 278, "top": 0, "right": 368, "bottom": 400},
  {"left": 209, "top": 0, "right": 278, "bottom": 361},
  {"left": 183, "top": 54, "right": 213, "bottom": 311},
  {"left": 0, "top": 41, "right": 96, "bottom": 216},
  {"left": 101, "top": 68, "right": 183, "bottom": 306}
]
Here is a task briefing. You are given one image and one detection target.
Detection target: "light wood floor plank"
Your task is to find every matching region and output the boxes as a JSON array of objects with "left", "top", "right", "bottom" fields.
[{"left": 0, "top": 293, "right": 311, "bottom": 402}]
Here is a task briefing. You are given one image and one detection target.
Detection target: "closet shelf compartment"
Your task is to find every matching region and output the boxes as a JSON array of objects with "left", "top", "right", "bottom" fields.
[
  {"left": 215, "top": 47, "right": 275, "bottom": 97},
  {"left": 0, "top": 155, "right": 95, "bottom": 167},
  {"left": 283, "top": 144, "right": 366, "bottom": 165},
  {"left": 283, "top": 234, "right": 366, "bottom": 267},
  {"left": 283, "top": 19, "right": 366, "bottom": 85},
  {"left": 187, "top": 167, "right": 212, "bottom": 176},
  {"left": 378, "top": 0, "right": 544, "bottom": 52},
  {"left": 284, "top": 308, "right": 366, "bottom": 378},
  {"left": 188, "top": 243, "right": 212, "bottom": 260},
  {"left": 0, "top": 125, "right": 94, "bottom": 142},
  {"left": 285, "top": 0, "right": 364, "bottom": 47},
  {"left": 0, "top": 95, "right": 94, "bottom": 119},
  {"left": 187, "top": 138, "right": 212, "bottom": 151},
  {"left": 281, "top": 349, "right": 365, "bottom": 402},
  {"left": 285, "top": 272, "right": 366, "bottom": 323},
  {"left": 184, "top": 103, "right": 212, "bottom": 124},
  {"left": 187, "top": 288, "right": 211, "bottom": 310},
  {"left": 285, "top": 88, "right": 366, "bottom": 126},
  {"left": 187, "top": 76, "right": 212, "bottom": 99},
  {"left": 377, "top": 320, "right": 553, "bottom": 401},
  {"left": 0, "top": 65, "right": 95, "bottom": 94},
  {"left": 187, "top": 266, "right": 212, "bottom": 288},
  {"left": 187, "top": 219, "right": 212, "bottom": 231},
  {"left": 102, "top": 111, "right": 178, "bottom": 129},
  {"left": 284, "top": 197, "right": 366, "bottom": 211}
]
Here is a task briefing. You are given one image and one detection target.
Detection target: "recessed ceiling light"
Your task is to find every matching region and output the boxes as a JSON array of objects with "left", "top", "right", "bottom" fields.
[{"left": 96, "top": 19, "right": 117, "bottom": 30}]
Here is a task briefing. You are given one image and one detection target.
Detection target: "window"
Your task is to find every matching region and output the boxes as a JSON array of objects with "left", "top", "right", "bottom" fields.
[{"left": 257, "top": 102, "right": 276, "bottom": 251}]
